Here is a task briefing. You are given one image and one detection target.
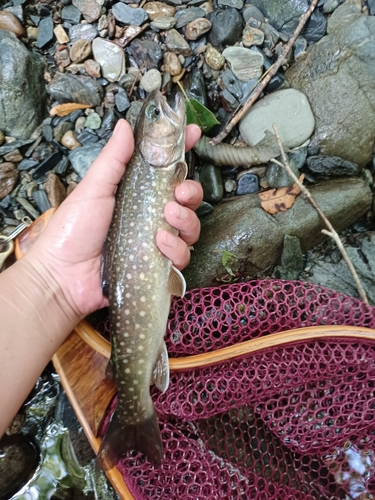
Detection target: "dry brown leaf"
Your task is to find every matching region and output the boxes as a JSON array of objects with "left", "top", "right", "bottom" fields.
[
  {"left": 259, "top": 174, "right": 305, "bottom": 214},
  {"left": 50, "top": 103, "right": 92, "bottom": 117}
]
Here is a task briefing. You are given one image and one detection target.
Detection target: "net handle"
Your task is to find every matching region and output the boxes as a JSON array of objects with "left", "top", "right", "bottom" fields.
[{"left": 74, "top": 320, "right": 375, "bottom": 370}]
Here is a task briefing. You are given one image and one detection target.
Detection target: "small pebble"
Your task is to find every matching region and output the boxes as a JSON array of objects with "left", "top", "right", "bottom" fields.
[
  {"left": 222, "top": 46, "right": 263, "bottom": 81},
  {"left": 44, "top": 173, "right": 67, "bottom": 207},
  {"left": 84, "top": 59, "right": 101, "bottom": 78},
  {"left": 115, "top": 88, "right": 131, "bottom": 113},
  {"left": 61, "top": 130, "right": 81, "bottom": 149},
  {"left": 140, "top": 69, "right": 162, "bottom": 92},
  {"left": 4, "top": 150, "right": 22, "bottom": 162},
  {"left": 75, "top": 116, "right": 87, "bottom": 131},
  {"left": 0, "top": 163, "right": 19, "bottom": 199},
  {"left": 112, "top": 3, "right": 149, "bottom": 26},
  {"left": 242, "top": 26, "right": 264, "bottom": 47},
  {"left": 54, "top": 24, "right": 70, "bottom": 44},
  {"left": 0, "top": 131, "right": 4, "bottom": 146},
  {"left": 32, "top": 189, "right": 51, "bottom": 213},
  {"left": 16, "top": 197, "right": 40, "bottom": 219},
  {"left": 164, "top": 52, "right": 182, "bottom": 76},
  {"left": 85, "top": 112, "right": 102, "bottom": 130},
  {"left": 185, "top": 18, "right": 212, "bottom": 41},
  {"left": 151, "top": 16, "right": 176, "bottom": 30},
  {"left": 143, "top": 1, "right": 176, "bottom": 20},
  {"left": 164, "top": 29, "right": 193, "bottom": 56},
  {"left": 27, "top": 26, "right": 39, "bottom": 41},
  {"left": 205, "top": 45, "right": 225, "bottom": 70},
  {"left": 69, "top": 39, "right": 92, "bottom": 63},
  {"left": 236, "top": 172, "right": 259, "bottom": 195}
]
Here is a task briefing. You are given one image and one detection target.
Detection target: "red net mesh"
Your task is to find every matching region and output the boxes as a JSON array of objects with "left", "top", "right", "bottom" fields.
[{"left": 97, "top": 280, "right": 375, "bottom": 499}]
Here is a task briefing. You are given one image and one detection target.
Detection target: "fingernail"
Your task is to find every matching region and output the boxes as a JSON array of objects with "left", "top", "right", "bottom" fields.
[{"left": 112, "top": 120, "right": 123, "bottom": 137}]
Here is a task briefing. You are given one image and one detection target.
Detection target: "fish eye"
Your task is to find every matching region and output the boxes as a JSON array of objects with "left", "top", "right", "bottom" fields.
[{"left": 146, "top": 104, "right": 161, "bottom": 122}]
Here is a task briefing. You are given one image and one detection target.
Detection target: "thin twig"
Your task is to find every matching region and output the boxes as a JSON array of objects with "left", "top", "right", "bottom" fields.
[
  {"left": 271, "top": 124, "right": 368, "bottom": 304},
  {"left": 210, "top": 0, "right": 319, "bottom": 146}
]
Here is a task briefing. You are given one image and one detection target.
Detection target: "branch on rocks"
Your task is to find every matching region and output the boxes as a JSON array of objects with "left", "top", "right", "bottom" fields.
[
  {"left": 271, "top": 124, "right": 369, "bottom": 304},
  {"left": 210, "top": 0, "right": 319, "bottom": 146}
]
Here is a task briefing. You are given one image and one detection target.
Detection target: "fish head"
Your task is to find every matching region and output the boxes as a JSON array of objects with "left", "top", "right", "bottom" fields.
[{"left": 135, "top": 90, "right": 186, "bottom": 168}]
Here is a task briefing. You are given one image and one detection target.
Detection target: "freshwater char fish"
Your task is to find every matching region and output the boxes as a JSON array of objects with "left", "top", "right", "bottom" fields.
[{"left": 99, "top": 90, "right": 187, "bottom": 467}]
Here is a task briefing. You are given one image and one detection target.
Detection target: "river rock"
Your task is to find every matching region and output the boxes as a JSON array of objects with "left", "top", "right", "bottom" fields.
[
  {"left": 174, "top": 7, "right": 205, "bottom": 29},
  {"left": 206, "top": 8, "right": 243, "bottom": 49},
  {"left": 163, "top": 51, "right": 182, "bottom": 76},
  {"left": 0, "top": 162, "right": 18, "bottom": 199},
  {"left": 236, "top": 172, "right": 259, "bottom": 195},
  {"left": 69, "top": 23, "right": 98, "bottom": 43},
  {"left": 37, "top": 16, "right": 54, "bottom": 49},
  {"left": 286, "top": 3, "right": 375, "bottom": 168},
  {"left": 198, "top": 164, "right": 223, "bottom": 203},
  {"left": 61, "top": 130, "right": 81, "bottom": 149},
  {"left": 308, "top": 231, "right": 375, "bottom": 305},
  {"left": 239, "top": 89, "right": 315, "bottom": 149},
  {"left": 140, "top": 69, "right": 162, "bottom": 92},
  {"left": 274, "top": 235, "right": 304, "bottom": 280},
  {"left": 69, "top": 143, "right": 103, "bottom": 178},
  {"left": 69, "top": 39, "right": 91, "bottom": 63},
  {"left": 151, "top": 16, "right": 176, "bottom": 30},
  {"left": 127, "top": 39, "right": 163, "bottom": 69},
  {"left": 242, "top": 26, "right": 264, "bottom": 47},
  {"left": 185, "top": 18, "right": 212, "bottom": 40},
  {"left": 205, "top": 45, "right": 225, "bottom": 70},
  {"left": 164, "top": 28, "right": 193, "bottom": 56},
  {"left": 92, "top": 38, "right": 126, "bottom": 82},
  {"left": 112, "top": 2, "right": 148, "bottom": 26},
  {"left": 0, "top": 31, "right": 46, "bottom": 139},
  {"left": 143, "top": 1, "right": 175, "bottom": 20},
  {"left": 250, "top": 0, "right": 327, "bottom": 43},
  {"left": 242, "top": 4, "right": 265, "bottom": 23},
  {"left": 44, "top": 173, "right": 67, "bottom": 207},
  {"left": 222, "top": 46, "right": 263, "bottom": 81},
  {"left": 306, "top": 155, "right": 359, "bottom": 177},
  {"left": 61, "top": 5, "right": 81, "bottom": 24},
  {"left": 0, "top": 11, "right": 24, "bottom": 37},
  {"left": 125, "top": 100, "right": 143, "bottom": 130},
  {"left": 266, "top": 156, "right": 300, "bottom": 188},
  {"left": 47, "top": 73, "right": 103, "bottom": 106},
  {"left": 72, "top": 0, "right": 102, "bottom": 23},
  {"left": 183, "top": 177, "right": 372, "bottom": 289}
]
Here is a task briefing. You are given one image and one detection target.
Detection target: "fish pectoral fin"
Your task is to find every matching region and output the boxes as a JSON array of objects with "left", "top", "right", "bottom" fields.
[
  {"left": 151, "top": 342, "right": 170, "bottom": 393},
  {"left": 168, "top": 161, "right": 188, "bottom": 187},
  {"left": 168, "top": 265, "right": 186, "bottom": 297}
]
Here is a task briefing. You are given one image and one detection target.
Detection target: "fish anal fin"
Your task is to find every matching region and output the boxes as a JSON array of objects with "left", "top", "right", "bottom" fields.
[
  {"left": 98, "top": 405, "right": 163, "bottom": 469},
  {"left": 151, "top": 342, "right": 170, "bottom": 393},
  {"left": 168, "top": 265, "right": 186, "bottom": 297},
  {"left": 169, "top": 161, "right": 187, "bottom": 187}
]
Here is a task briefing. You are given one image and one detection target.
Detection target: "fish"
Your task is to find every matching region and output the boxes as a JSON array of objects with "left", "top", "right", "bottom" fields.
[{"left": 98, "top": 89, "right": 188, "bottom": 468}]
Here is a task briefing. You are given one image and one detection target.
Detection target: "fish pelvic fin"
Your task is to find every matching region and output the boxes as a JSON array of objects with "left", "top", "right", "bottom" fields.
[
  {"left": 168, "top": 265, "right": 186, "bottom": 297},
  {"left": 151, "top": 341, "right": 170, "bottom": 393},
  {"left": 168, "top": 161, "right": 188, "bottom": 187},
  {"left": 98, "top": 406, "right": 163, "bottom": 469}
]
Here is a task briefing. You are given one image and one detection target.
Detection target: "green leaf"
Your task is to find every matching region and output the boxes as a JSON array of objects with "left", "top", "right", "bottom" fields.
[
  {"left": 185, "top": 98, "right": 220, "bottom": 133},
  {"left": 221, "top": 250, "right": 238, "bottom": 277}
]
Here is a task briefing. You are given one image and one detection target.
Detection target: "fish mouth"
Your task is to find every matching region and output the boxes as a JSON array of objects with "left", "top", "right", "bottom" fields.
[{"left": 159, "top": 92, "right": 185, "bottom": 128}]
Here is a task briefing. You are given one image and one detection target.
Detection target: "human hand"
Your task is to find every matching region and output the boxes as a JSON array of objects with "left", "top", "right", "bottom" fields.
[{"left": 24, "top": 119, "right": 202, "bottom": 321}]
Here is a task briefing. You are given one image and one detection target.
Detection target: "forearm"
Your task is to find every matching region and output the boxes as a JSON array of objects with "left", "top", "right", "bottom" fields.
[{"left": 0, "top": 255, "right": 79, "bottom": 435}]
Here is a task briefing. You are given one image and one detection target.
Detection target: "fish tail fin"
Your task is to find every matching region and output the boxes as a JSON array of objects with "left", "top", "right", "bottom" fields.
[{"left": 98, "top": 406, "right": 163, "bottom": 469}]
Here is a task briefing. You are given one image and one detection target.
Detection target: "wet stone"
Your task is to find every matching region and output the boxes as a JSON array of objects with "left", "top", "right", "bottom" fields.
[
  {"left": 151, "top": 16, "right": 176, "bottom": 30},
  {"left": 69, "top": 23, "right": 98, "bottom": 43},
  {"left": 69, "top": 143, "right": 103, "bottom": 178},
  {"left": 206, "top": 8, "right": 243, "bottom": 49},
  {"left": 48, "top": 73, "right": 104, "bottom": 106},
  {"left": 242, "top": 4, "right": 265, "bottom": 23},
  {"left": 199, "top": 164, "right": 223, "bottom": 203},
  {"left": 112, "top": 3, "right": 149, "bottom": 26},
  {"left": 4, "top": 150, "right": 22, "bottom": 163},
  {"left": 0, "top": 139, "right": 34, "bottom": 156},
  {"left": 16, "top": 197, "right": 40, "bottom": 219},
  {"left": 42, "top": 124, "right": 53, "bottom": 142},
  {"left": 44, "top": 173, "right": 67, "bottom": 207},
  {"left": 84, "top": 112, "right": 101, "bottom": 130},
  {"left": 205, "top": 45, "right": 225, "bottom": 70},
  {"left": 182, "top": 67, "right": 207, "bottom": 105},
  {"left": 54, "top": 25, "right": 70, "bottom": 44},
  {"left": 164, "top": 28, "right": 193, "bottom": 56},
  {"left": 164, "top": 51, "right": 182, "bottom": 76},
  {"left": 242, "top": 26, "right": 264, "bottom": 47},
  {"left": 0, "top": 10, "right": 25, "bottom": 37},
  {"left": 32, "top": 188, "right": 51, "bottom": 212},
  {"left": 140, "top": 69, "right": 162, "bottom": 93},
  {"left": 222, "top": 46, "right": 263, "bottom": 81},
  {"left": 115, "top": 87, "right": 131, "bottom": 112},
  {"left": 37, "top": 16, "right": 54, "bottom": 49},
  {"left": 143, "top": 1, "right": 176, "bottom": 20},
  {"left": 293, "top": 36, "right": 307, "bottom": 59},
  {"left": 195, "top": 200, "right": 213, "bottom": 218},
  {"left": 218, "top": 0, "right": 243, "bottom": 8},
  {"left": 185, "top": 17, "right": 211, "bottom": 40},
  {"left": 236, "top": 172, "right": 259, "bottom": 195},
  {"left": 61, "top": 5, "right": 81, "bottom": 24},
  {"left": 61, "top": 130, "right": 81, "bottom": 149},
  {"left": 84, "top": 59, "right": 101, "bottom": 78},
  {"left": 54, "top": 123, "right": 75, "bottom": 143},
  {"left": 18, "top": 158, "right": 39, "bottom": 171},
  {"left": 174, "top": 7, "right": 205, "bottom": 28},
  {"left": 306, "top": 155, "right": 359, "bottom": 177},
  {"left": 220, "top": 89, "right": 238, "bottom": 113},
  {"left": 92, "top": 38, "right": 126, "bottom": 82},
  {"left": 55, "top": 47, "right": 71, "bottom": 68},
  {"left": 27, "top": 26, "right": 39, "bottom": 41},
  {"left": 72, "top": 0, "right": 102, "bottom": 23},
  {"left": 274, "top": 234, "right": 304, "bottom": 280},
  {"left": 266, "top": 156, "right": 300, "bottom": 188},
  {"left": 127, "top": 39, "right": 163, "bottom": 69},
  {"left": 69, "top": 39, "right": 92, "bottom": 63},
  {"left": 0, "top": 163, "right": 19, "bottom": 199},
  {"left": 0, "top": 131, "right": 4, "bottom": 146}
]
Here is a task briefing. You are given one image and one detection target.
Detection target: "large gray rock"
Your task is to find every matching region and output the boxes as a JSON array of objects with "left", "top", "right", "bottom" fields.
[
  {"left": 308, "top": 232, "right": 375, "bottom": 305},
  {"left": 0, "top": 30, "right": 46, "bottom": 138},
  {"left": 183, "top": 177, "right": 372, "bottom": 289},
  {"left": 286, "top": 3, "right": 375, "bottom": 168}
]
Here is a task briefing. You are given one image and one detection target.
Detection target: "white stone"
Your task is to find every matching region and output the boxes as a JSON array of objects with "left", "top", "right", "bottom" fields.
[
  {"left": 140, "top": 69, "right": 162, "bottom": 93},
  {"left": 92, "top": 37, "right": 126, "bottom": 82},
  {"left": 222, "top": 46, "right": 263, "bottom": 82},
  {"left": 239, "top": 89, "right": 315, "bottom": 149}
]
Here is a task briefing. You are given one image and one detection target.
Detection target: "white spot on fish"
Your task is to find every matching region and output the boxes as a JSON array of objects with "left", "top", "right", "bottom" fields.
[
  {"left": 126, "top": 273, "right": 132, "bottom": 279},
  {"left": 122, "top": 359, "right": 128, "bottom": 363},
  {"left": 132, "top": 265, "right": 137, "bottom": 270},
  {"left": 138, "top": 345, "right": 144, "bottom": 351},
  {"left": 143, "top": 255, "right": 149, "bottom": 262},
  {"left": 129, "top": 255, "right": 134, "bottom": 261},
  {"left": 139, "top": 334, "right": 145, "bottom": 339},
  {"left": 116, "top": 322, "right": 120, "bottom": 327},
  {"left": 135, "top": 324, "right": 140, "bottom": 329},
  {"left": 139, "top": 359, "right": 144, "bottom": 364},
  {"left": 125, "top": 368, "right": 130, "bottom": 373},
  {"left": 139, "top": 273, "right": 145, "bottom": 280},
  {"left": 133, "top": 380, "right": 138, "bottom": 385},
  {"left": 125, "top": 293, "right": 131, "bottom": 298},
  {"left": 130, "top": 222, "right": 135, "bottom": 227},
  {"left": 125, "top": 309, "right": 130, "bottom": 315},
  {"left": 140, "top": 311, "right": 146, "bottom": 317},
  {"left": 138, "top": 370, "right": 143, "bottom": 375},
  {"left": 124, "top": 333, "right": 129, "bottom": 337},
  {"left": 126, "top": 348, "right": 132, "bottom": 353},
  {"left": 140, "top": 296, "right": 146, "bottom": 302},
  {"left": 129, "top": 387, "right": 134, "bottom": 392}
]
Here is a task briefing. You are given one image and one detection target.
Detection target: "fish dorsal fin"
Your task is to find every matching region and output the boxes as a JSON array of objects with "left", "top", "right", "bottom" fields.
[
  {"left": 169, "top": 161, "right": 188, "bottom": 187},
  {"left": 151, "top": 342, "right": 170, "bottom": 393},
  {"left": 168, "top": 265, "right": 186, "bottom": 297}
]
